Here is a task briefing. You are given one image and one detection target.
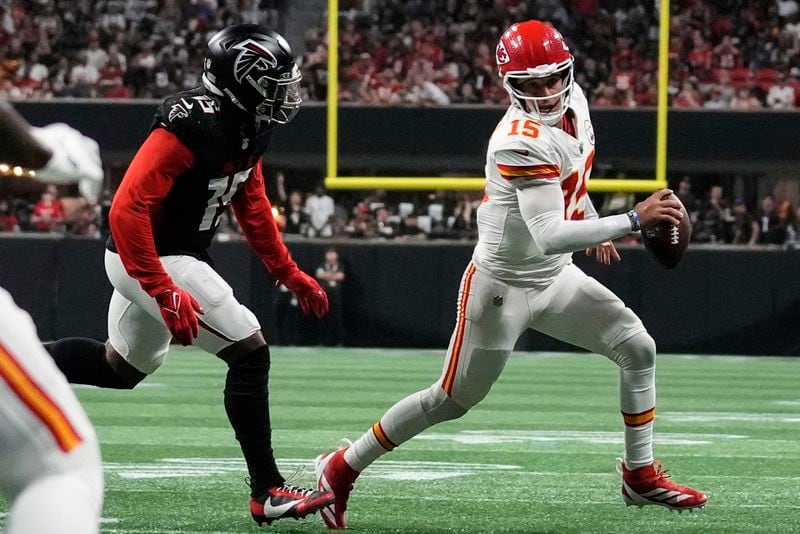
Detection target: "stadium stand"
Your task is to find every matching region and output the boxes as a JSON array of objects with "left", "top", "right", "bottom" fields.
[
  {"left": 1, "top": 0, "right": 799, "bottom": 244},
  {"left": 1, "top": 0, "right": 798, "bottom": 106}
]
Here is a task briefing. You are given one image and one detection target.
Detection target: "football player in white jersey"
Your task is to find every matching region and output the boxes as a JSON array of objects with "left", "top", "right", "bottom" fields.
[
  {"left": 0, "top": 101, "right": 104, "bottom": 534},
  {"left": 313, "top": 20, "right": 707, "bottom": 529}
]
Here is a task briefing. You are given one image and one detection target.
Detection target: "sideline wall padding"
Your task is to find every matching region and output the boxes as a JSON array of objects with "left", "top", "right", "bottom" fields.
[{"left": 2, "top": 236, "right": 797, "bottom": 355}]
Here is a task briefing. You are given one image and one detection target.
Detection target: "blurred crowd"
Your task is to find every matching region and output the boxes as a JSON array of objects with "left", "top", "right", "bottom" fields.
[
  {"left": 202, "top": 173, "right": 800, "bottom": 246},
  {"left": 610, "top": 177, "right": 800, "bottom": 246},
  {"left": 1, "top": 0, "right": 799, "bottom": 246},
  {"left": 2, "top": 173, "right": 798, "bottom": 247},
  {"left": 213, "top": 171, "right": 483, "bottom": 241},
  {"left": 1, "top": 0, "right": 800, "bottom": 109},
  {"left": 0, "top": 0, "right": 283, "bottom": 99},
  {"left": 0, "top": 184, "right": 104, "bottom": 236},
  {"left": 674, "top": 178, "right": 799, "bottom": 245},
  {"left": 303, "top": 0, "right": 800, "bottom": 109}
]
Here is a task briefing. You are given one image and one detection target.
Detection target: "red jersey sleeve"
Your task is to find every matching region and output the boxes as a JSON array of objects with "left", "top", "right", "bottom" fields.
[
  {"left": 109, "top": 128, "right": 194, "bottom": 296},
  {"left": 231, "top": 160, "right": 297, "bottom": 280}
]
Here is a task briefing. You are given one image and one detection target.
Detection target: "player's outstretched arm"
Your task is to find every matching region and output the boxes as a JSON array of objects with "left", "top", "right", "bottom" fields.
[
  {"left": 520, "top": 185, "right": 684, "bottom": 255},
  {"left": 0, "top": 100, "right": 51, "bottom": 168},
  {"left": 0, "top": 101, "right": 103, "bottom": 202},
  {"left": 519, "top": 182, "right": 633, "bottom": 254},
  {"left": 231, "top": 162, "right": 329, "bottom": 318}
]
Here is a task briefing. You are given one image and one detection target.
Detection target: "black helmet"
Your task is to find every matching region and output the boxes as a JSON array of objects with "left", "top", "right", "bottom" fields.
[{"left": 202, "top": 24, "right": 302, "bottom": 124}]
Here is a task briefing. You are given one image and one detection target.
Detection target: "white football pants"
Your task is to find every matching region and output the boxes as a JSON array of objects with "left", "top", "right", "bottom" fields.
[
  {"left": 347, "top": 262, "right": 656, "bottom": 471},
  {"left": 105, "top": 250, "right": 261, "bottom": 373}
]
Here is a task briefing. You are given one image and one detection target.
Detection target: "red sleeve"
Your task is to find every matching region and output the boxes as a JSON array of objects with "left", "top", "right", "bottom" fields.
[
  {"left": 231, "top": 160, "right": 297, "bottom": 280},
  {"left": 109, "top": 128, "right": 194, "bottom": 296}
]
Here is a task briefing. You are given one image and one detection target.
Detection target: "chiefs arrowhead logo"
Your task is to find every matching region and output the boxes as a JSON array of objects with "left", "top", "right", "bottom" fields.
[
  {"left": 496, "top": 41, "right": 510, "bottom": 65},
  {"left": 232, "top": 39, "right": 278, "bottom": 83}
]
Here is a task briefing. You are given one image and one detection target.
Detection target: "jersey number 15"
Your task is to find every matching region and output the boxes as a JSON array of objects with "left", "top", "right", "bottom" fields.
[
  {"left": 199, "top": 168, "right": 250, "bottom": 231},
  {"left": 508, "top": 119, "right": 540, "bottom": 139}
]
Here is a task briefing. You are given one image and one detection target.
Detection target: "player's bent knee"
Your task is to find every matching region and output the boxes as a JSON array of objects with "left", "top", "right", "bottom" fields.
[
  {"left": 612, "top": 331, "right": 656, "bottom": 370},
  {"left": 216, "top": 331, "right": 267, "bottom": 366},
  {"left": 107, "top": 346, "right": 147, "bottom": 389},
  {"left": 420, "top": 383, "right": 470, "bottom": 424}
]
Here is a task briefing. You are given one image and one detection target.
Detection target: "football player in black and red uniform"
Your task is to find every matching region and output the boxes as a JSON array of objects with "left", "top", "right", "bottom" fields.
[{"left": 45, "top": 24, "right": 334, "bottom": 526}]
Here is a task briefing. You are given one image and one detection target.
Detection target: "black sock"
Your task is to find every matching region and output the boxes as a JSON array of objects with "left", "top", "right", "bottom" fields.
[
  {"left": 44, "top": 337, "right": 131, "bottom": 389},
  {"left": 224, "top": 345, "right": 283, "bottom": 495}
]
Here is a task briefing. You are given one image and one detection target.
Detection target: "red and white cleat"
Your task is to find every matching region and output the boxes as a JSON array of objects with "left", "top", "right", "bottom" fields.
[
  {"left": 619, "top": 459, "right": 708, "bottom": 512},
  {"left": 315, "top": 447, "right": 360, "bottom": 529},
  {"left": 249, "top": 483, "right": 334, "bottom": 526}
]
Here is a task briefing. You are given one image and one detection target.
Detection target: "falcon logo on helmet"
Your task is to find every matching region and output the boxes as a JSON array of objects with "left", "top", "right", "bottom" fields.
[{"left": 233, "top": 39, "right": 279, "bottom": 83}]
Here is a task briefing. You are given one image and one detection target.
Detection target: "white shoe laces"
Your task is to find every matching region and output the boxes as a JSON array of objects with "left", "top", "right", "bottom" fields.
[{"left": 280, "top": 483, "right": 314, "bottom": 498}]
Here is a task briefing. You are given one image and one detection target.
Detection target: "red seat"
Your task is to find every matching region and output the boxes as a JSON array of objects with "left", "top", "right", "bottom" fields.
[
  {"left": 758, "top": 81, "right": 775, "bottom": 93},
  {"left": 756, "top": 68, "right": 780, "bottom": 83},
  {"left": 731, "top": 67, "right": 753, "bottom": 83}
]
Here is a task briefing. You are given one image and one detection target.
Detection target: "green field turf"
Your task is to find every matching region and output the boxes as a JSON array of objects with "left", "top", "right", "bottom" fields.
[{"left": 2, "top": 347, "right": 799, "bottom": 533}]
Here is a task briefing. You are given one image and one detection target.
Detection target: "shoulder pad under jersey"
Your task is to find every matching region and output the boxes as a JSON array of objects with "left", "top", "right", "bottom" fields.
[
  {"left": 154, "top": 89, "right": 223, "bottom": 151},
  {"left": 492, "top": 116, "right": 562, "bottom": 189}
]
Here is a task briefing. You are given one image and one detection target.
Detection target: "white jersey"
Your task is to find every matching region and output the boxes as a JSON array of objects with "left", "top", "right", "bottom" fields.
[
  {"left": 473, "top": 84, "right": 598, "bottom": 286},
  {"left": 0, "top": 287, "right": 103, "bottom": 534}
]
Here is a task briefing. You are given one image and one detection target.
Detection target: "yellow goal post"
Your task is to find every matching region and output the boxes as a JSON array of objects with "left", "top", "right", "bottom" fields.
[{"left": 323, "top": 0, "right": 670, "bottom": 193}]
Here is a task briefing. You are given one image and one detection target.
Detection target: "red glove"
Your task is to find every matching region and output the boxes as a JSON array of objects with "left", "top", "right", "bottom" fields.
[
  {"left": 281, "top": 269, "right": 329, "bottom": 318},
  {"left": 154, "top": 286, "right": 205, "bottom": 346}
]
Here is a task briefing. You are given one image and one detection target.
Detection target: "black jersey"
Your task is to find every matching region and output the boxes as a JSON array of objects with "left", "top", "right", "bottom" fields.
[{"left": 107, "top": 87, "right": 274, "bottom": 258}]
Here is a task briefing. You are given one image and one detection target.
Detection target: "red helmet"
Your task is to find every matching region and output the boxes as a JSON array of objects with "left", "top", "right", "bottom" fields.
[{"left": 496, "top": 21, "right": 574, "bottom": 125}]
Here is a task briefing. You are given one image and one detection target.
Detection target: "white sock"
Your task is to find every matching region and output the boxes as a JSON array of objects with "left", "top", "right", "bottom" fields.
[
  {"left": 620, "top": 366, "right": 656, "bottom": 469},
  {"left": 344, "top": 423, "right": 390, "bottom": 472},
  {"left": 344, "top": 387, "right": 446, "bottom": 472}
]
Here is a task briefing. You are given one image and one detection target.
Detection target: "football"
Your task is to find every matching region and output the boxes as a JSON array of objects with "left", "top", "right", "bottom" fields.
[{"left": 640, "top": 194, "right": 691, "bottom": 269}]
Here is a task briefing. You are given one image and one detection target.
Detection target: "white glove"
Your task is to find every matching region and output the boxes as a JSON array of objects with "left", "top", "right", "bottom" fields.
[{"left": 30, "top": 123, "right": 104, "bottom": 203}]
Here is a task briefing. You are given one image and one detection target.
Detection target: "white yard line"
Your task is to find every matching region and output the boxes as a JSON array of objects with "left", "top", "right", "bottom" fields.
[
  {"left": 102, "top": 530, "right": 237, "bottom": 534},
  {"left": 660, "top": 411, "right": 800, "bottom": 423},
  {"left": 515, "top": 471, "right": 800, "bottom": 481},
  {"left": 360, "top": 494, "right": 800, "bottom": 509}
]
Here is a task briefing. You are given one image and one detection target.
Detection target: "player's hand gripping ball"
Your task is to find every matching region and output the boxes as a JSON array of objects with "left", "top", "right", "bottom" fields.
[{"left": 641, "top": 192, "right": 691, "bottom": 269}]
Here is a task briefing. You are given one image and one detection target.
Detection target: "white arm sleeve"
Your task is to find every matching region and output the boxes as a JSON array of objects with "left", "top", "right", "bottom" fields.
[{"left": 517, "top": 182, "right": 632, "bottom": 255}]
